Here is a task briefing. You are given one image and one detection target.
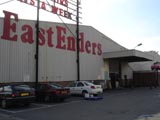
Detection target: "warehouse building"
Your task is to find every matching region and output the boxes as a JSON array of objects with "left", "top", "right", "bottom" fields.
[{"left": 0, "top": 11, "right": 159, "bottom": 88}]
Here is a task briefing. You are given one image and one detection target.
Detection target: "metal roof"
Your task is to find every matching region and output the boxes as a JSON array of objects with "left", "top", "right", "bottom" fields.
[{"left": 103, "top": 50, "right": 154, "bottom": 62}]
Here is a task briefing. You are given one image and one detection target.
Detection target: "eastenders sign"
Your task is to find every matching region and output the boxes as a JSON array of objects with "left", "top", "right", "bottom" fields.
[
  {"left": 18, "top": 0, "right": 73, "bottom": 20},
  {"left": 0, "top": 11, "right": 102, "bottom": 56}
]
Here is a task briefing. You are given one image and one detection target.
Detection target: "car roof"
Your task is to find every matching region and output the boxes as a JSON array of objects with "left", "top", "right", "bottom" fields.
[
  {"left": 0, "top": 83, "right": 29, "bottom": 86},
  {"left": 0, "top": 84, "right": 31, "bottom": 89},
  {"left": 38, "top": 82, "right": 60, "bottom": 85},
  {"left": 76, "top": 81, "right": 91, "bottom": 83}
]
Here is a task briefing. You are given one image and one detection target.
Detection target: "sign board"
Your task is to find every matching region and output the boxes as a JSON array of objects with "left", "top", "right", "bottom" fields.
[{"left": 18, "top": 0, "right": 81, "bottom": 22}]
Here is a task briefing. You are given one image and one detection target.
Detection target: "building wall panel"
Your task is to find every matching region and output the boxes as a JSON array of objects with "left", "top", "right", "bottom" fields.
[
  {"left": 0, "top": 19, "right": 36, "bottom": 83},
  {"left": 0, "top": 15, "right": 122, "bottom": 83}
]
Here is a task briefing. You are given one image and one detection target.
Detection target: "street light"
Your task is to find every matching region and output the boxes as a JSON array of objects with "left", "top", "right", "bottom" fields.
[{"left": 134, "top": 43, "right": 142, "bottom": 49}]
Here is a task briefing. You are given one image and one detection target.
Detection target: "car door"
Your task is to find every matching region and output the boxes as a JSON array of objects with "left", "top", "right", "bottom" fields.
[
  {"left": 68, "top": 82, "right": 77, "bottom": 94},
  {"left": 36, "top": 84, "right": 47, "bottom": 98},
  {"left": 76, "top": 82, "right": 85, "bottom": 94}
]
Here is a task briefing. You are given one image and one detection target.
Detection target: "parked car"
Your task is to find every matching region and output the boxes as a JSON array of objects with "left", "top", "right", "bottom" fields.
[
  {"left": 0, "top": 84, "right": 35, "bottom": 108},
  {"left": 151, "top": 62, "right": 160, "bottom": 70},
  {"left": 67, "top": 81, "right": 103, "bottom": 97},
  {"left": 35, "top": 82, "right": 70, "bottom": 102}
]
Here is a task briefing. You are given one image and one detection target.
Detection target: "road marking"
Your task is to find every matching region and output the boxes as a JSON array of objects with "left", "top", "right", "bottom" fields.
[
  {"left": 0, "top": 108, "right": 16, "bottom": 113},
  {"left": 137, "top": 114, "right": 153, "bottom": 120},
  {"left": 116, "top": 93, "right": 127, "bottom": 95},
  {"left": 0, "top": 100, "right": 83, "bottom": 114},
  {"left": 31, "top": 103, "right": 51, "bottom": 106},
  {"left": 14, "top": 100, "right": 83, "bottom": 113},
  {"left": 106, "top": 92, "right": 128, "bottom": 96}
]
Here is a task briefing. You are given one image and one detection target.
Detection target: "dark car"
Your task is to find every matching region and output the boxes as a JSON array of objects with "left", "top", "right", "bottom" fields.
[
  {"left": 35, "top": 83, "right": 70, "bottom": 102},
  {"left": 0, "top": 84, "right": 35, "bottom": 108}
]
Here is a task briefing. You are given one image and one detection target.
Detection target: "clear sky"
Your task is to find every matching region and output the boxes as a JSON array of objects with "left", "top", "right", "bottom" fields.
[{"left": 0, "top": 0, "right": 160, "bottom": 53}]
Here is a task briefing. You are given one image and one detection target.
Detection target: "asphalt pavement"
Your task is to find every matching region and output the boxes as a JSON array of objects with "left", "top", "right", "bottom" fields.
[
  {"left": 0, "top": 113, "right": 24, "bottom": 120},
  {"left": 1, "top": 87, "right": 160, "bottom": 120}
]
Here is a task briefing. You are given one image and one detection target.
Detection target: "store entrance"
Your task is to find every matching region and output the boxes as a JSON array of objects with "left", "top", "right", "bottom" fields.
[{"left": 109, "top": 72, "right": 119, "bottom": 88}]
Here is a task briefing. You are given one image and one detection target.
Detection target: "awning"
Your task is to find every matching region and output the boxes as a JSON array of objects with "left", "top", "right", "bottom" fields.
[{"left": 103, "top": 50, "right": 154, "bottom": 62}]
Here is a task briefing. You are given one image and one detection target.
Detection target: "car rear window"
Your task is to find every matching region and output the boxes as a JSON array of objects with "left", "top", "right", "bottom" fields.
[
  {"left": 0, "top": 87, "right": 3, "bottom": 92},
  {"left": 68, "top": 83, "right": 76, "bottom": 87},
  {"left": 13, "top": 85, "right": 31, "bottom": 91},
  {"left": 84, "top": 82, "right": 94, "bottom": 86},
  {"left": 49, "top": 83, "right": 62, "bottom": 88},
  {"left": 4, "top": 85, "right": 12, "bottom": 92}
]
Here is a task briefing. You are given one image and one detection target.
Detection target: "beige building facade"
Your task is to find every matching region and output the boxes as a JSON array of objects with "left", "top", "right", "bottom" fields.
[{"left": 0, "top": 10, "right": 159, "bottom": 88}]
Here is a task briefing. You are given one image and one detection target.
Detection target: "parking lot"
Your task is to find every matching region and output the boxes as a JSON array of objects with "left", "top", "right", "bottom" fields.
[
  {"left": 1, "top": 88, "right": 160, "bottom": 120},
  {"left": 0, "top": 96, "right": 84, "bottom": 114}
]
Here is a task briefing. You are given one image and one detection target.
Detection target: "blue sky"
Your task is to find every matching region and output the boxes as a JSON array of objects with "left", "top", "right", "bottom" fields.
[
  {"left": 0, "top": 0, "right": 160, "bottom": 52},
  {"left": 82, "top": 0, "right": 160, "bottom": 52},
  {"left": 108, "top": 0, "right": 160, "bottom": 37}
]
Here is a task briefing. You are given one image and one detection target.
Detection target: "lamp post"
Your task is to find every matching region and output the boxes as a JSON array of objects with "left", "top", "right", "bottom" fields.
[{"left": 134, "top": 43, "right": 142, "bottom": 49}]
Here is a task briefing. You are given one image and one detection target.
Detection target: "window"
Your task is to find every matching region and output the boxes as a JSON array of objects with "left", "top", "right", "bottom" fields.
[
  {"left": 14, "top": 85, "right": 30, "bottom": 91},
  {"left": 50, "top": 83, "right": 62, "bottom": 88},
  {"left": 77, "top": 82, "right": 84, "bottom": 87},
  {"left": 38, "top": 84, "right": 48, "bottom": 90},
  {"left": 0, "top": 87, "right": 3, "bottom": 92},
  {"left": 69, "top": 83, "right": 76, "bottom": 87},
  {"left": 84, "top": 82, "right": 94, "bottom": 86},
  {"left": 84, "top": 82, "right": 90, "bottom": 86},
  {"left": 4, "top": 85, "right": 12, "bottom": 92}
]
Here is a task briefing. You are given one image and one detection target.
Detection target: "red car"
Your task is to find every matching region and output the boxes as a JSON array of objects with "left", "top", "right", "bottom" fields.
[
  {"left": 151, "top": 62, "right": 160, "bottom": 70},
  {"left": 35, "top": 83, "right": 70, "bottom": 102}
]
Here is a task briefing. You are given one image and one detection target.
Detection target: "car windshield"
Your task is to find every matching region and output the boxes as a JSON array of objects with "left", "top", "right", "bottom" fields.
[{"left": 14, "top": 85, "right": 31, "bottom": 91}]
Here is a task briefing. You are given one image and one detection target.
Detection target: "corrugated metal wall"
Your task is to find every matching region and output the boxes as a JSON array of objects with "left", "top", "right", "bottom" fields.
[
  {"left": 0, "top": 18, "right": 106, "bottom": 83},
  {"left": 0, "top": 20, "right": 36, "bottom": 83}
]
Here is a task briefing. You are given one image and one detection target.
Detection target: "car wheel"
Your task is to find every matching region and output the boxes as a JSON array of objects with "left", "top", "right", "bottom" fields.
[
  {"left": 44, "top": 95, "right": 50, "bottom": 102},
  {"left": 1, "top": 99, "right": 7, "bottom": 108},
  {"left": 82, "top": 90, "right": 88, "bottom": 97}
]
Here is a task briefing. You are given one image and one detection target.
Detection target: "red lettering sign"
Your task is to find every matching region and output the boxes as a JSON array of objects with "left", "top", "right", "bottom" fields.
[
  {"left": 1, "top": 11, "right": 102, "bottom": 56},
  {"left": 19, "top": 0, "right": 73, "bottom": 20},
  {"left": 85, "top": 41, "right": 91, "bottom": 54},
  {"left": 56, "top": 26, "right": 66, "bottom": 49},
  {"left": 53, "top": 0, "right": 68, "bottom": 7},
  {"left": 79, "top": 33, "right": 84, "bottom": 52},
  {"left": 47, "top": 27, "right": 54, "bottom": 47},
  {"left": 67, "top": 36, "right": 76, "bottom": 51},
  {"left": 38, "top": 28, "right": 46, "bottom": 46},
  {"left": 1, "top": 11, "right": 18, "bottom": 41},
  {"left": 21, "top": 25, "right": 34, "bottom": 44}
]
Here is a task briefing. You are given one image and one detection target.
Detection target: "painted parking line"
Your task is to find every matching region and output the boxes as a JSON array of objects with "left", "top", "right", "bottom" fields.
[
  {"left": 0, "top": 103, "right": 47, "bottom": 114},
  {"left": 106, "top": 92, "right": 128, "bottom": 96},
  {"left": 14, "top": 100, "right": 83, "bottom": 113},
  {"left": 0, "top": 100, "right": 83, "bottom": 114},
  {"left": 136, "top": 114, "right": 154, "bottom": 120},
  {"left": 0, "top": 108, "right": 17, "bottom": 113}
]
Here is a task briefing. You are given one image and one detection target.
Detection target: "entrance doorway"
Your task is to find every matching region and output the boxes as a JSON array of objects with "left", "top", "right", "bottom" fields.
[{"left": 109, "top": 73, "right": 119, "bottom": 88}]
